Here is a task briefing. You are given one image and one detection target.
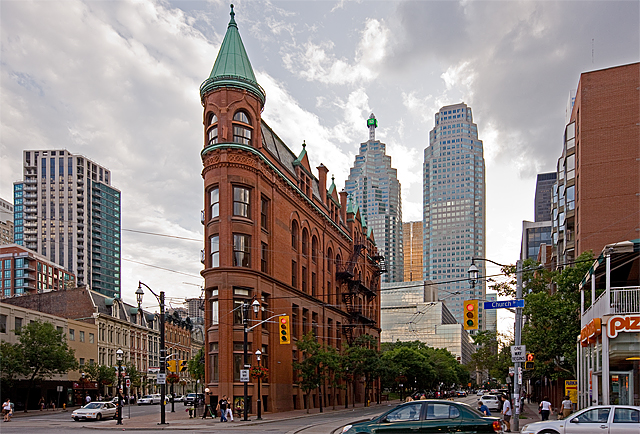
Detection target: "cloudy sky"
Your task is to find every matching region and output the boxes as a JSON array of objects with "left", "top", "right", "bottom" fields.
[{"left": 1, "top": 0, "right": 638, "bottom": 321}]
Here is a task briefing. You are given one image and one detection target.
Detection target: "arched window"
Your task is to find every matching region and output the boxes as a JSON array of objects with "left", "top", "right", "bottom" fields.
[
  {"left": 291, "top": 220, "right": 299, "bottom": 249},
  {"left": 327, "top": 248, "right": 333, "bottom": 275},
  {"left": 336, "top": 254, "right": 341, "bottom": 272},
  {"left": 311, "top": 236, "right": 318, "bottom": 263},
  {"left": 208, "top": 113, "right": 218, "bottom": 145},
  {"left": 302, "top": 228, "right": 309, "bottom": 256},
  {"left": 232, "top": 111, "right": 252, "bottom": 145}
]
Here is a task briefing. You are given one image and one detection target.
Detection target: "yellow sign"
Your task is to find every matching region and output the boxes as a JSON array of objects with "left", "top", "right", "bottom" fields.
[{"left": 565, "top": 380, "right": 578, "bottom": 404}]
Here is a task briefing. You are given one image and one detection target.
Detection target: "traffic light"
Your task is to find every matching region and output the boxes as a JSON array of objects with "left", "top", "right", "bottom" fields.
[
  {"left": 525, "top": 361, "right": 535, "bottom": 370},
  {"left": 279, "top": 315, "right": 291, "bottom": 344},
  {"left": 179, "top": 360, "right": 188, "bottom": 372},
  {"left": 463, "top": 300, "right": 478, "bottom": 330},
  {"left": 166, "top": 360, "right": 177, "bottom": 373},
  {"left": 527, "top": 353, "right": 535, "bottom": 362}
]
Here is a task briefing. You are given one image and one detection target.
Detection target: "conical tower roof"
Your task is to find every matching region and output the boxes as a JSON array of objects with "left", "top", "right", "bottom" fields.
[{"left": 200, "top": 4, "right": 266, "bottom": 104}]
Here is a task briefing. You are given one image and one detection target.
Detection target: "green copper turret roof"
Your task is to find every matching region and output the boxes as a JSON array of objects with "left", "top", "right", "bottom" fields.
[{"left": 200, "top": 4, "right": 266, "bottom": 104}]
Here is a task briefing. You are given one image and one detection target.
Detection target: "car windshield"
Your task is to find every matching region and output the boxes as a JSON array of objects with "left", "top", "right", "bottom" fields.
[
  {"left": 142, "top": 395, "right": 153, "bottom": 399},
  {"left": 83, "top": 403, "right": 102, "bottom": 409}
]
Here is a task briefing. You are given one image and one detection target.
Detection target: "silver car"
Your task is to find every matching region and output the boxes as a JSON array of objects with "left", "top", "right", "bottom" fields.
[
  {"left": 71, "top": 402, "right": 117, "bottom": 421},
  {"left": 521, "top": 405, "right": 639, "bottom": 434},
  {"left": 480, "top": 395, "right": 502, "bottom": 412}
]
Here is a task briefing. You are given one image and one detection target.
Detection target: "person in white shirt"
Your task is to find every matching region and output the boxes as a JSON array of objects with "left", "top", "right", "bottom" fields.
[
  {"left": 560, "top": 395, "right": 573, "bottom": 419},
  {"left": 539, "top": 396, "right": 553, "bottom": 421},
  {"left": 500, "top": 395, "right": 512, "bottom": 432}
]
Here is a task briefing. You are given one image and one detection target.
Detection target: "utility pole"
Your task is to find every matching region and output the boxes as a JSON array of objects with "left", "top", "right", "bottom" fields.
[{"left": 513, "top": 259, "right": 523, "bottom": 433}]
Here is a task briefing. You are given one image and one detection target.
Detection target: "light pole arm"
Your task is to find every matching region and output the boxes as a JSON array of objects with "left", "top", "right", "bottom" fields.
[
  {"left": 471, "top": 257, "right": 509, "bottom": 268},
  {"left": 139, "top": 281, "right": 162, "bottom": 305},
  {"left": 247, "top": 313, "right": 286, "bottom": 332}
]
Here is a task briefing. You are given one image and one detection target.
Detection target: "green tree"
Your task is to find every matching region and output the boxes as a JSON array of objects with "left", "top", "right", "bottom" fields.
[
  {"left": 293, "top": 332, "right": 324, "bottom": 413},
  {"left": 469, "top": 331, "right": 511, "bottom": 385},
  {"left": 522, "top": 251, "right": 593, "bottom": 379},
  {"left": 343, "top": 334, "right": 382, "bottom": 405},
  {"left": 0, "top": 341, "right": 25, "bottom": 390},
  {"left": 17, "top": 321, "right": 78, "bottom": 411},
  {"left": 187, "top": 347, "right": 205, "bottom": 386},
  {"left": 322, "top": 345, "right": 344, "bottom": 410}
]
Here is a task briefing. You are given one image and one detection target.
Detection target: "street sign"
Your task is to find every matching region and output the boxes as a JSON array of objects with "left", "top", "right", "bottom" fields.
[
  {"left": 511, "top": 345, "right": 527, "bottom": 363},
  {"left": 57, "top": 386, "right": 64, "bottom": 392},
  {"left": 483, "top": 299, "right": 525, "bottom": 310},
  {"left": 240, "top": 369, "right": 250, "bottom": 383},
  {"left": 125, "top": 378, "right": 131, "bottom": 388},
  {"left": 509, "top": 367, "right": 515, "bottom": 375},
  {"left": 157, "top": 373, "right": 166, "bottom": 384}
]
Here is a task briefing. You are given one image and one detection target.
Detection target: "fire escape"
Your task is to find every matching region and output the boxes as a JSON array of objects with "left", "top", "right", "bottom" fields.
[{"left": 336, "top": 245, "right": 386, "bottom": 343}]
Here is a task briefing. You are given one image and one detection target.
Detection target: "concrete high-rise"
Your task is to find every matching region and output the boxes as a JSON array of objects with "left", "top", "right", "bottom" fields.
[
  {"left": 13, "top": 150, "right": 121, "bottom": 298},
  {"left": 345, "top": 114, "right": 403, "bottom": 283},
  {"left": 423, "top": 103, "right": 486, "bottom": 328},
  {"left": 403, "top": 221, "right": 422, "bottom": 282},
  {"left": 552, "top": 63, "right": 640, "bottom": 266},
  {"left": 0, "top": 198, "right": 14, "bottom": 245}
]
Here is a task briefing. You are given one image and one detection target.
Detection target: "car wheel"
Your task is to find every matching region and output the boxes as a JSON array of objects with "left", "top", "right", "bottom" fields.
[
  {"left": 540, "top": 431, "right": 560, "bottom": 434},
  {"left": 96, "top": 413, "right": 102, "bottom": 421},
  {"left": 74, "top": 417, "right": 80, "bottom": 421}
]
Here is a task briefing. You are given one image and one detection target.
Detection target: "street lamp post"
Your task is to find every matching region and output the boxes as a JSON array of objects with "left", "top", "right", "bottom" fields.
[
  {"left": 116, "top": 348, "right": 123, "bottom": 425},
  {"left": 243, "top": 299, "right": 260, "bottom": 421},
  {"left": 468, "top": 257, "right": 524, "bottom": 433},
  {"left": 80, "top": 372, "right": 86, "bottom": 406},
  {"left": 136, "top": 281, "right": 168, "bottom": 425},
  {"left": 255, "top": 350, "right": 262, "bottom": 420}
]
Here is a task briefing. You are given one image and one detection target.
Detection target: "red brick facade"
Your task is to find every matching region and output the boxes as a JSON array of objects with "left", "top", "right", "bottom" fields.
[
  {"left": 200, "top": 86, "right": 383, "bottom": 413},
  {"left": 571, "top": 63, "right": 640, "bottom": 256}
]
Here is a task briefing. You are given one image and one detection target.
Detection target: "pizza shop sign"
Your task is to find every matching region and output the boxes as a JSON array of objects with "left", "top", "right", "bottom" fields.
[
  {"left": 580, "top": 318, "right": 601, "bottom": 346},
  {"left": 607, "top": 314, "right": 640, "bottom": 339}
]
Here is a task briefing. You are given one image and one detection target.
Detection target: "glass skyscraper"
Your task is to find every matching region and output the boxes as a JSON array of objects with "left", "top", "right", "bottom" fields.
[
  {"left": 13, "top": 150, "right": 121, "bottom": 298},
  {"left": 423, "top": 103, "right": 486, "bottom": 328},
  {"left": 345, "top": 114, "right": 403, "bottom": 283}
]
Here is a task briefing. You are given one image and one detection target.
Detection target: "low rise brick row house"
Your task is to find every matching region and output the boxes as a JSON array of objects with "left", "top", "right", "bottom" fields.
[
  {"left": 2, "top": 286, "right": 201, "bottom": 408},
  {"left": 199, "top": 6, "right": 384, "bottom": 414}
]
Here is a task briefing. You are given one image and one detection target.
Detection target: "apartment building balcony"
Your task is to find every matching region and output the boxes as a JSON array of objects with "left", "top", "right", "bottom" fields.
[
  {"left": 24, "top": 185, "right": 37, "bottom": 192},
  {"left": 24, "top": 193, "right": 37, "bottom": 199},
  {"left": 25, "top": 214, "right": 37, "bottom": 221},
  {"left": 24, "top": 200, "right": 37, "bottom": 206},
  {"left": 24, "top": 235, "right": 38, "bottom": 243},
  {"left": 580, "top": 240, "right": 640, "bottom": 327}
]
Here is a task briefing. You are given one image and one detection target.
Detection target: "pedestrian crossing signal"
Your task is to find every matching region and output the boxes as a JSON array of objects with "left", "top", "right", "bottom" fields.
[
  {"left": 525, "top": 361, "right": 535, "bottom": 370},
  {"left": 527, "top": 353, "right": 535, "bottom": 362},
  {"left": 463, "top": 300, "right": 478, "bottom": 330},
  {"left": 279, "top": 315, "right": 291, "bottom": 344}
]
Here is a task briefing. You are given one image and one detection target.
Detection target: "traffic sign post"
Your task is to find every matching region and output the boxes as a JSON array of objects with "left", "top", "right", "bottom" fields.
[
  {"left": 157, "top": 373, "right": 166, "bottom": 385},
  {"left": 511, "top": 345, "right": 527, "bottom": 363},
  {"left": 483, "top": 299, "right": 525, "bottom": 310},
  {"left": 240, "top": 369, "right": 250, "bottom": 382}
]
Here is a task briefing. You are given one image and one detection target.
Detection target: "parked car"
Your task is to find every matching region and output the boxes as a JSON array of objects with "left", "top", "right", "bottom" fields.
[
  {"left": 341, "top": 400, "right": 503, "bottom": 434},
  {"left": 137, "top": 394, "right": 161, "bottom": 405},
  {"left": 480, "top": 395, "right": 502, "bottom": 412},
  {"left": 173, "top": 394, "right": 185, "bottom": 402},
  {"left": 72, "top": 402, "right": 117, "bottom": 421},
  {"left": 521, "top": 405, "right": 639, "bottom": 434},
  {"left": 184, "top": 393, "right": 205, "bottom": 406},
  {"left": 456, "top": 390, "right": 468, "bottom": 397}
]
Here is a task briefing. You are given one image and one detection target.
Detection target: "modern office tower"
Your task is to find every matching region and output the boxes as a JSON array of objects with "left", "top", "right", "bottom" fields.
[
  {"left": 345, "top": 114, "right": 403, "bottom": 283},
  {"left": 403, "top": 221, "right": 423, "bottom": 281},
  {"left": 13, "top": 150, "right": 121, "bottom": 298},
  {"left": 552, "top": 63, "right": 640, "bottom": 266},
  {"left": 534, "top": 173, "right": 556, "bottom": 222},
  {"left": 423, "top": 103, "right": 486, "bottom": 329},
  {"left": 0, "top": 198, "right": 14, "bottom": 245},
  {"left": 484, "top": 292, "right": 497, "bottom": 332}
]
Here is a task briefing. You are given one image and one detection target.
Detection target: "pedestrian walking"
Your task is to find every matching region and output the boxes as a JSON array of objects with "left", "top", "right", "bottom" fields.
[
  {"left": 477, "top": 400, "right": 491, "bottom": 416},
  {"left": 39, "top": 397, "right": 45, "bottom": 411},
  {"left": 500, "top": 395, "right": 512, "bottom": 432},
  {"left": 539, "top": 396, "right": 553, "bottom": 421},
  {"left": 216, "top": 395, "right": 228, "bottom": 422},
  {"left": 225, "top": 401, "right": 234, "bottom": 422},
  {"left": 560, "top": 395, "right": 573, "bottom": 419},
  {"left": 2, "top": 399, "right": 11, "bottom": 422},
  {"left": 85, "top": 395, "right": 91, "bottom": 405}
]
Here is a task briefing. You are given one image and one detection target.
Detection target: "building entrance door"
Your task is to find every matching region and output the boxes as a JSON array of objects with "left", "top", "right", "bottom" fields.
[{"left": 610, "top": 371, "right": 633, "bottom": 405}]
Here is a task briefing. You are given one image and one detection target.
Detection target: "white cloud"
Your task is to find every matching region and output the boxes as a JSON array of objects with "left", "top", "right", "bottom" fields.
[{"left": 281, "top": 18, "right": 389, "bottom": 85}]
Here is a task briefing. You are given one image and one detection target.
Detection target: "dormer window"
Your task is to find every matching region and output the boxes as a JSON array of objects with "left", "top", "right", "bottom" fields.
[
  {"left": 208, "top": 112, "right": 218, "bottom": 145},
  {"left": 233, "top": 111, "right": 252, "bottom": 145}
]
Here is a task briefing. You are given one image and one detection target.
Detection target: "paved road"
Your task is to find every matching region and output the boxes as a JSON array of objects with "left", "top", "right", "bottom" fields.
[{"left": 0, "top": 401, "right": 390, "bottom": 434}]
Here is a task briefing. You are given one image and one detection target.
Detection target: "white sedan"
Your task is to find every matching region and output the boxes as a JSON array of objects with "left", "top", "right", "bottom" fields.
[
  {"left": 72, "top": 402, "right": 117, "bottom": 421},
  {"left": 137, "top": 394, "right": 161, "bottom": 405},
  {"left": 521, "top": 405, "right": 639, "bottom": 434},
  {"left": 479, "top": 395, "right": 502, "bottom": 412}
]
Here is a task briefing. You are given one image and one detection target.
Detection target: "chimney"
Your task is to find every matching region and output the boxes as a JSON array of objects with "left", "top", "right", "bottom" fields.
[
  {"left": 339, "top": 189, "right": 348, "bottom": 224},
  {"left": 317, "top": 164, "right": 328, "bottom": 205}
]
